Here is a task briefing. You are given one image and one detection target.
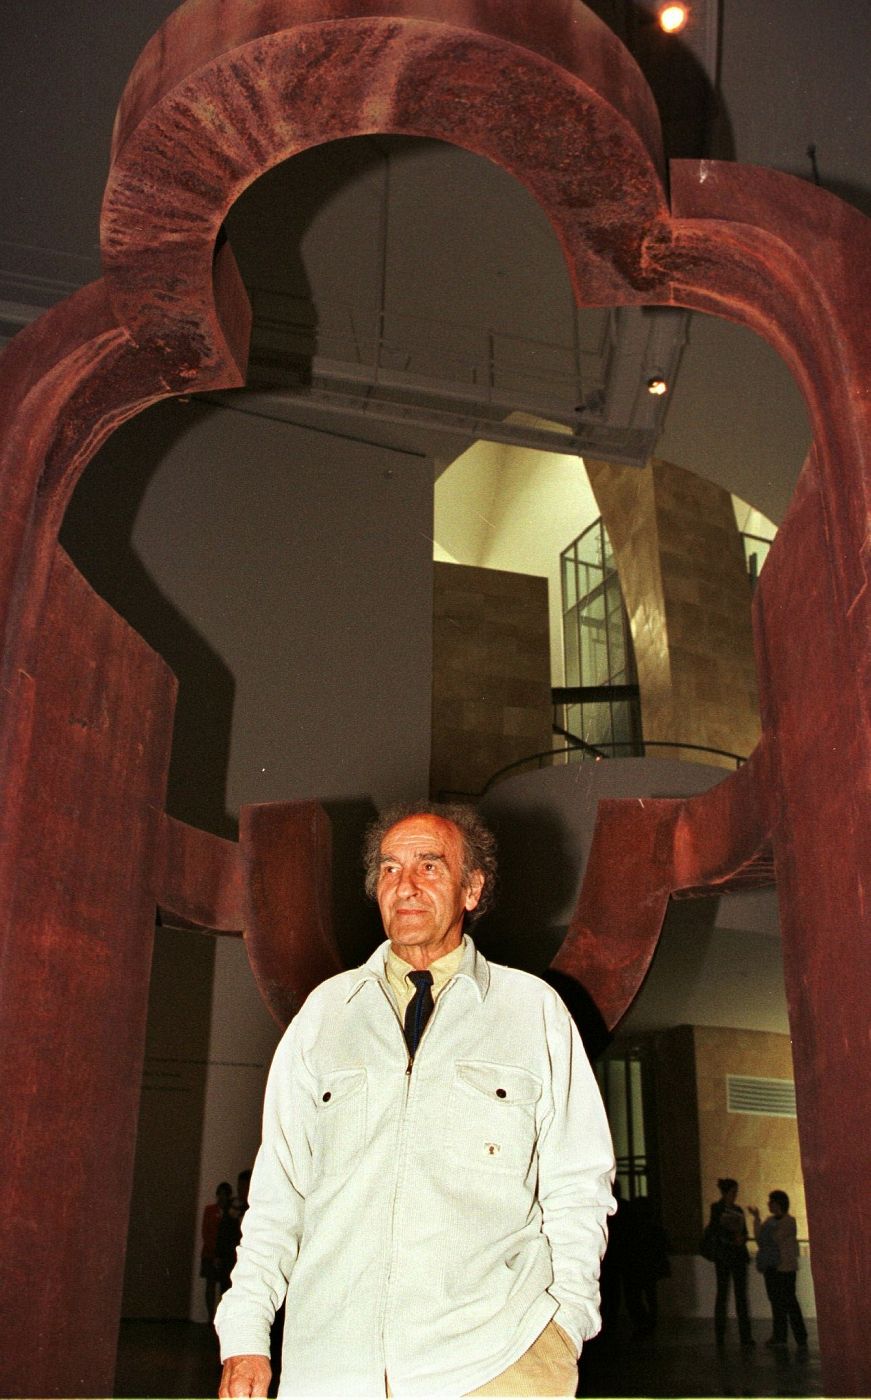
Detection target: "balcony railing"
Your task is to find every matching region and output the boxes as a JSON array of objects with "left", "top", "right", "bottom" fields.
[{"left": 476, "top": 735, "right": 746, "bottom": 796}]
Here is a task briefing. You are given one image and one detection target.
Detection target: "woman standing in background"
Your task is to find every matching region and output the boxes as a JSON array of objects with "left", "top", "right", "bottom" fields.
[
  {"left": 749, "top": 1190, "right": 809, "bottom": 1353},
  {"left": 708, "top": 1177, "right": 754, "bottom": 1348}
]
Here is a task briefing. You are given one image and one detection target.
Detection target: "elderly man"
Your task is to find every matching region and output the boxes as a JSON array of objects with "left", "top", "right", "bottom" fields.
[{"left": 216, "top": 803, "right": 615, "bottom": 1397}]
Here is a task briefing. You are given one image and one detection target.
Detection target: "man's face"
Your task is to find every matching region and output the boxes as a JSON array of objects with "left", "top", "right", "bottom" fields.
[{"left": 376, "top": 814, "right": 484, "bottom": 965}]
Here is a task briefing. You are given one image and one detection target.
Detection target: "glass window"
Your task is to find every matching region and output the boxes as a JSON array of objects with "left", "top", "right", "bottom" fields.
[
  {"left": 596, "top": 1047, "right": 650, "bottom": 1203},
  {"left": 564, "top": 612, "right": 579, "bottom": 690},
  {"left": 562, "top": 553, "right": 578, "bottom": 611},
  {"left": 560, "top": 518, "right": 641, "bottom": 757},
  {"left": 741, "top": 531, "right": 772, "bottom": 588}
]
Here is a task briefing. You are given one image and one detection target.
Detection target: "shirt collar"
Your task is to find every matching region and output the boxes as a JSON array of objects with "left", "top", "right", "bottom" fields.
[
  {"left": 388, "top": 937, "right": 460, "bottom": 992},
  {"left": 345, "top": 933, "right": 489, "bottom": 1003}
]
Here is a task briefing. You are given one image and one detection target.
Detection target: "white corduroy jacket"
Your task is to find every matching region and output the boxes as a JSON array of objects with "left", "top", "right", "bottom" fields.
[{"left": 215, "top": 937, "right": 615, "bottom": 1397}]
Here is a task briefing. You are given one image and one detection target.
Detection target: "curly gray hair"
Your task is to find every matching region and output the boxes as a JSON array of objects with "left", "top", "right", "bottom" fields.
[{"left": 362, "top": 801, "right": 498, "bottom": 921}]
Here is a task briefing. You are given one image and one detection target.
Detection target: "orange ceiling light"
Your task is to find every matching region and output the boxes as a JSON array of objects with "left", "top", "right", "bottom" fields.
[{"left": 657, "top": 3, "right": 690, "bottom": 33}]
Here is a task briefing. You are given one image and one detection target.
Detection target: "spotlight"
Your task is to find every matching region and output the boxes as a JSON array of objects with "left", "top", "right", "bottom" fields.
[
  {"left": 646, "top": 375, "right": 668, "bottom": 396},
  {"left": 657, "top": 3, "right": 690, "bottom": 34}
]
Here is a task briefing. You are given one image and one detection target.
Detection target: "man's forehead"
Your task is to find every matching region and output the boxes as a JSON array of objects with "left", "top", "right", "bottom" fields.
[{"left": 379, "top": 813, "right": 460, "bottom": 855}]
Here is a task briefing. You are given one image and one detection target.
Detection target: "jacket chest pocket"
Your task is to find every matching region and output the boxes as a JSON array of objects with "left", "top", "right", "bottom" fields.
[
  {"left": 312, "top": 1068, "right": 367, "bottom": 1177},
  {"left": 448, "top": 1060, "right": 541, "bottom": 1175}
]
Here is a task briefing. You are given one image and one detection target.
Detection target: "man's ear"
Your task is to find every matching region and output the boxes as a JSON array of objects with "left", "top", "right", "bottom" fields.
[{"left": 464, "top": 868, "right": 485, "bottom": 911}]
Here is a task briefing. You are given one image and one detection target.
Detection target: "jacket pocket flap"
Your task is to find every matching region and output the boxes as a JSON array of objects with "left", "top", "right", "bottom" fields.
[
  {"left": 316, "top": 1067, "right": 367, "bottom": 1108},
  {"left": 455, "top": 1060, "right": 542, "bottom": 1105}
]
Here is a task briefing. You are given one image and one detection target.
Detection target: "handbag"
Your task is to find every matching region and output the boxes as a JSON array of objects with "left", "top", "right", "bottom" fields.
[{"left": 699, "top": 1222, "right": 718, "bottom": 1261}]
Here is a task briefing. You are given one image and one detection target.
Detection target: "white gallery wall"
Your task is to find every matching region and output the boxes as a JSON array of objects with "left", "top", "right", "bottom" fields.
[{"left": 434, "top": 439, "right": 600, "bottom": 685}]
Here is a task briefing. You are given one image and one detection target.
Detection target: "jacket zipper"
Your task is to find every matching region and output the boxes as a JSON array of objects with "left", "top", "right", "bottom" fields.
[
  {"left": 379, "top": 982, "right": 449, "bottom": 1382},
  {"left": 380, "top": 1033, "right": 414, "bottom": 1383}
]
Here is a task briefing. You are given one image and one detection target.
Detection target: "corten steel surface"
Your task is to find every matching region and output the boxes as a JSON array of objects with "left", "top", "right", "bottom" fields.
[
  {"left": 551, "top": 748, "right": 776, "bottom": 1031},
  {"left": 241, "top": 802, "right": 344, "bottom": 1027},
  {"left": 0, "top": 550, "right": 176, "bottom": 1398},
  {"left": 0, "top": 1, "right": 867, "bottom": 1395},
  {"left": 156, "top": 812, "right": 246, "bottom": 933}
]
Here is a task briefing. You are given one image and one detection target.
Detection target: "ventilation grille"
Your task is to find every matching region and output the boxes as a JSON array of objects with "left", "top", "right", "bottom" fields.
[{"left": 727, "top": 1075, "right": 797, "bottom": 1118}]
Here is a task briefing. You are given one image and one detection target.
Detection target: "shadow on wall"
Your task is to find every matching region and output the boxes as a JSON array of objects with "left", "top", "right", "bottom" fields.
[
  {"left": 121, "top": 926, "right": 216, "bottom": 1319},
  {"left": 60, "top": 400, "right": 238, "bottom": 840},
  {"left": 224, "top": 134, "right": 398, "bottom": 387},
  {"left": 475, "top": 802, "right": 578, "bottom": 973},
  {"left": 475, "top": 802, "right": 611, "bottom": 1057},
  {"left": 321, "top": 794, "right": 385, "bottom": 970}
]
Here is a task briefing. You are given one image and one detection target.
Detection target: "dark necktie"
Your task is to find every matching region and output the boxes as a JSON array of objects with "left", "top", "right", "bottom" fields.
[{"left": 404, "top": 970, "right": 434, "bottom": 1058}]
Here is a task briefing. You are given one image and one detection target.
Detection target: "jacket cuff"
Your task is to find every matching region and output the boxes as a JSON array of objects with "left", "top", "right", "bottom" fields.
[{"left": 215, "top": 1318, "right": 272, "bottom": 1366}]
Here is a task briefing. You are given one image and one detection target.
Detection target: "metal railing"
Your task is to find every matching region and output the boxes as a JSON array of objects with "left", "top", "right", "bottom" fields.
[
  {"left": 586, "top": 737, "right": 745, "bottom": 766},
  {"left": 474, "top": 733, "right": 746, "bottom": 797}
]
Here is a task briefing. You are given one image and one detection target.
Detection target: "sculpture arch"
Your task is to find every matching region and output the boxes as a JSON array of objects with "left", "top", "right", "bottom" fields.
[{"left": 0, "top": 3, "right": 867, "bottom": 1394}]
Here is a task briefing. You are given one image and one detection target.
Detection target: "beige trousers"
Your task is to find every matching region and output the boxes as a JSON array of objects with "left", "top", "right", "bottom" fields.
[{"left": 386, "top": 1318, "right": 579, "bottom": 1397}]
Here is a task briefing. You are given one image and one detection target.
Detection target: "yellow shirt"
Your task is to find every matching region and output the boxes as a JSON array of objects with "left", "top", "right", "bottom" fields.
[{"left": 385, "top": 938, "right": 466, "bottom": 1017}]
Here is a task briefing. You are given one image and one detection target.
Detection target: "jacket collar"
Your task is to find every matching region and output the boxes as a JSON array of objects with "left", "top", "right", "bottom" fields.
[{"left": 345, "top": 933, "right": 490, "bottom": 1004}]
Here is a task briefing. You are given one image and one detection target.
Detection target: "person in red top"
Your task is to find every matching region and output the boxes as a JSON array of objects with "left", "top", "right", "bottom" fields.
[{"left": 201, "top": 1182, "right": 238, "bottom": 1322}]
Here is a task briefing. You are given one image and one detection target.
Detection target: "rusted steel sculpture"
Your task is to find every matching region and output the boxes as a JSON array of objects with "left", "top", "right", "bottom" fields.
[
  {"left": 0, "top": 2, "right": 867, "bottom": 1395},
  {"left": 552, "top": 748, "right": 776, "bottom": 1029}
]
